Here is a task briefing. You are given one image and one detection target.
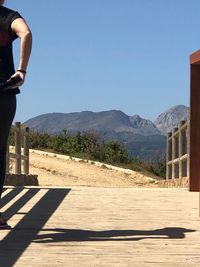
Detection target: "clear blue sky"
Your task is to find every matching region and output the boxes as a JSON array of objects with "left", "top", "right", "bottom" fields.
[{"left": 9, "top": 0, "right": 199, "bottom": 123}]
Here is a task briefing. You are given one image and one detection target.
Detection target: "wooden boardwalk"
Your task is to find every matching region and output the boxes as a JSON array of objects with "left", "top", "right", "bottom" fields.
[{"left": 0, "top": 186, "right": 200, "bottom": 266}]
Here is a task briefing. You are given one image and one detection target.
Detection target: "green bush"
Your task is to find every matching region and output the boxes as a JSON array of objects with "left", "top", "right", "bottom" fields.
[
  {"left": 8, "top": 126, "right": 166, "bottom": 178},
  {"left": 149, "top": 160, "right": 166, "bottom": 179}
]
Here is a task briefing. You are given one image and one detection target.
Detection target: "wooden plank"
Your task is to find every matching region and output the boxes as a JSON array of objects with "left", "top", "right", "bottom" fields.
[
  {"left": 0, "top": 187, "right": 199, "bottom": 266},
  {"left": 167, "top": 154, "right": 187, "bottom": 166}
]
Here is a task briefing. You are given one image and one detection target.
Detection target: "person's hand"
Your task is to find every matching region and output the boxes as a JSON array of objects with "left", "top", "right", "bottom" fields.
[{"left": 7, "top": 70, "right": 26, "bottom": 88}]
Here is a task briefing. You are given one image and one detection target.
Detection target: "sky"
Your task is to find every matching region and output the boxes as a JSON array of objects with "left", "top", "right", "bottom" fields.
[{"left": 8, "top": 0, "right": 200, "bottom": 123}]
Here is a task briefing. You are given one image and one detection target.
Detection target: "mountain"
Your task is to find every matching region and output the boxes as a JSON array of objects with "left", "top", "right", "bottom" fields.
[
  {"left": 129, "top": 115, "right": 161, "bottom": 135},
  {"left": 24, "top": 110, "right": 164, "bottom": 161},
  {"left": 23, "top": 105, "right": 189, "bottom": 162},
  {"left": 103, "top": 131, "right": 166, "bottom": 161},
  {"left": 154, "top": 105, "right": 189, "bottom": 135},
  {"left": 24, "top": 110, "right": 161, "bottom": 136}
]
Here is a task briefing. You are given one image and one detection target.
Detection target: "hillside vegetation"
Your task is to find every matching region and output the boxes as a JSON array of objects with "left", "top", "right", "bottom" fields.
[{"left": 9, "top": 127, "right": 166, "bottom": 179}]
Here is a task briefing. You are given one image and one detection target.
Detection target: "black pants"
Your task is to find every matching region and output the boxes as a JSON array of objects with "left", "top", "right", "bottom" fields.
[{"left": 0, "top": 94, "right": 16, "bottom": 199}]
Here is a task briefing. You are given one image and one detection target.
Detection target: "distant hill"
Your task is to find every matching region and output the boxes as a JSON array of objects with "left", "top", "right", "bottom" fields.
[
  {"left": 24, "top": 110, "right": 161, "bottom": 136},
  {"left": 24, "top": 105, "right": 188, "bottom": 162}
]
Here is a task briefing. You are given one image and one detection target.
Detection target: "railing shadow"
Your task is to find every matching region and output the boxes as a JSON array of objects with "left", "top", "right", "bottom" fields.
[
  {"left": 0, "top": 187, "right": 196, "bottom": 266},
  {"left": 0, "top": 187, "right": 70, "bottom": 267}
]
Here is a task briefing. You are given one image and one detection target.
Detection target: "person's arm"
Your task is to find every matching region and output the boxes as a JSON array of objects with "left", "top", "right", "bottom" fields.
[{"left": 9, "top": 18, "right": 32, "bottom": 87}]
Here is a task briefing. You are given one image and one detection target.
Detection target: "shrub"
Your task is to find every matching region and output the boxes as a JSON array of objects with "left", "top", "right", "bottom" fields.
[{"left": 8, "top": 127, "right": 166, "bottom": 178}]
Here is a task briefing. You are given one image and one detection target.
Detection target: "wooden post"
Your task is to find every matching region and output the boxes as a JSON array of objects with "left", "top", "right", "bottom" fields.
[
  {"left": 172, "top": 128, "right": 178, "bottom": 179},
  {"left": 179, "top": 120, "right": 186, "bottom": 179},
  {"left": 187, "top": 120, "right": 190, "bottom": 180},
  {"left": 190, "top": 50, "right": 200, "bottom": 191},
  {"left": 179, "top": 122, "right": 183, "bottom": 179},
  {"left": 166, "top": 133, "right": 169, "bottom": 180},
  {"left": 23, "top": 127, "right": 29, "bottom": 175},
  {"left": 15, "top": 122, "right": 21, "bottom": 175},
  {"left": 166, "top": 132, "right": 172, "bottom": 179}
]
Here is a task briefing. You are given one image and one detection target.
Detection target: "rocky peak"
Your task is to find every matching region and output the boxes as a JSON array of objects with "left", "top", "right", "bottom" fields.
[{"left": 154, "top": 105, "right": 189, "bottom": 135}]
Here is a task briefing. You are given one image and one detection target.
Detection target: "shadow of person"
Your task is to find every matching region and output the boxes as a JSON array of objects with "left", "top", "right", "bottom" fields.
[
  {"left": 19, "top": 227, "right": 195, "bottom": 243},
  {"left": 0, "top": 187, "right": 196, "bottom": 267}
]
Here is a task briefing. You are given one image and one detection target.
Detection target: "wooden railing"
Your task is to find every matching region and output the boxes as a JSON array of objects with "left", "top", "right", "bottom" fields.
[
  {"left": 166, "top": 120, "right": 190, "bottom": 179},
  {"left": 6, "top": 121, "right": 30, "bottom": 175}
]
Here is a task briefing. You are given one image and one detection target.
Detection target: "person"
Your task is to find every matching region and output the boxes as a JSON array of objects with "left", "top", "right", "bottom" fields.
[{"left": 0, "top": 0, "right": 32, "bottom": 228}]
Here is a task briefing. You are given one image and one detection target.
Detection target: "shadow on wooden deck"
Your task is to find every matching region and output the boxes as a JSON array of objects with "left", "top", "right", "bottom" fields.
[
  {"left": 30, "top": 227, "right": 195, "bottom": 243},
  {"left": 0, "top": 188, "right": 196, "bottom": 266},
  {"left": 0, "top": 187, "right": 70, "bottom": 266}
]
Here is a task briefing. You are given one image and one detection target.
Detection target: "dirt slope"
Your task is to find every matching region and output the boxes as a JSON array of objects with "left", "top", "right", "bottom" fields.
[{"left": 12, "top": 149, "right": 160, "bottom": 187}]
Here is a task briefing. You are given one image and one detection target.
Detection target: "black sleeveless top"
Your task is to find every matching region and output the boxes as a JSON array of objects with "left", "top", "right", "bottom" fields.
[{"left": 0, "top": 6, "right": 22, "bottom": 95}]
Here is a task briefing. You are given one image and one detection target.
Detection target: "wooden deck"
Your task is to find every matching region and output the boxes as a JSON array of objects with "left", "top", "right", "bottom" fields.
[{"left": 0, "top": 186, "right": 200, "bottom": 266}]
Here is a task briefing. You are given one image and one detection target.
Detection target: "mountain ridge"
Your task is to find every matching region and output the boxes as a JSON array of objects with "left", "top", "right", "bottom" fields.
[{"left": 24, "top": 105, "right": 188, "bottom": 161}]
